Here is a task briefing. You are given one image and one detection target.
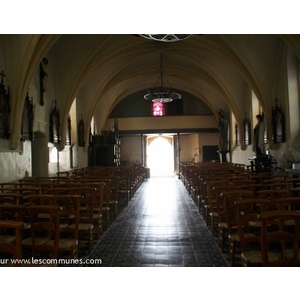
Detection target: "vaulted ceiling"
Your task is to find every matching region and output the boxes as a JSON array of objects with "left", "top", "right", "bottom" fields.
[
  {"left": 44, "top": 34, "right": 299, "bottom": 137},
  {"left": 2, "top": 34, "right": 300, "bottom": 149}
]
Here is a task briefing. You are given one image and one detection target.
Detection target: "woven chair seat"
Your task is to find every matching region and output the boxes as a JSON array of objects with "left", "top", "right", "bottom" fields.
[
  {"left": 0, "top": 235, "right": 16, "bottom": 243},
  {"left": 242, "top": 251, "right": 279, "bottom": 265},
  {"left": 22, "top": 237, "right": 51, "bottom": 247}
]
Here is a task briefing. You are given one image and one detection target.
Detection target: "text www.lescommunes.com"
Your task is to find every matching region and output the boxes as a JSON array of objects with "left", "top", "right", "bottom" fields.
[{"left": 0, "top": 257, "right": 102, "bottom": 266}]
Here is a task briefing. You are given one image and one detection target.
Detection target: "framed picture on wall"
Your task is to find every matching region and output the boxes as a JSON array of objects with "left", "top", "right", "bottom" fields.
[
  {"left": 21, "top": 92, "right": 34, "bottom": 141},
  {"left": 272, "top": 99, "right": 285, "bottom": 143}
]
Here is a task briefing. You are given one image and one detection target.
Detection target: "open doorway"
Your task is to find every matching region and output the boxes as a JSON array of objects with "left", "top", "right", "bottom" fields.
[{"left": 147, "top": 135, "right": 174, "bottom": 177}]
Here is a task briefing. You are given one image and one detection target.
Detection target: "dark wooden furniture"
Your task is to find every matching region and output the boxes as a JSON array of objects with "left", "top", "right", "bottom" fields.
[{"left": 88, "top": 131, "right": 120, "bottom": 167}]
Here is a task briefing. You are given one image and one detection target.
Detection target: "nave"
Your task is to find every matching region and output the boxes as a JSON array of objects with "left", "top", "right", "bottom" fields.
[{"left": 87, "top": 176, "right": 228, "bottom": 267}]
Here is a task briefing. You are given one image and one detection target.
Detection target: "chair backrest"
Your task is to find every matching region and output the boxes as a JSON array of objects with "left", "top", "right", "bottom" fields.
[
  {"left": 264, "top": 183, "right": 293, "bottom": 191},
  {"left": 24, "top": 194, "right": 56, "bottom": 206},
  {"left": 0, "top": 220, "right": 24, "bottom": 264},
  {"left": 0, "top": 204, "right": 25, "bottom": 222},
  {"left": 239, "top": 183, "right": 265, "bottom": 196},
  {"left": 52, "top": 194, "right": 80, "bottom": 239},
  {"left": 258, "top": 189, "right": 288, "bottom": 199},
  {"left": 236, "top": 198, "right": 275, "bottom": 252},
  {"left": 206, "top": 180, "right": 230, "bottom": 209},
  {"left": 15, "top": 186, "right": 42, "bottom": 195},
  {"left": 0, "top": 193, "right": 23, "bottom": 205},
  {"left": 0, "top": 187, "right": 16, "bottom": 193},
  {"left": 91, "top": 183, "right": 104, "bottom": 213},
  {"left": 221, "top": 189, "right": 254, "bottom": 233},
  {"left": 259, "top": 210, "right": 300, "bottom": 266},
  {"left": 46, "top": 187, "right": 72, "bottom": 195},
  {"left": 27, "top": 205, "right": 60, "bottom": 259},
  {"left": 71, "top": 187, "right": 95, "bottom": 223},
  {"left": 273, "top": 197, "right": 300, "bottom": 211}
]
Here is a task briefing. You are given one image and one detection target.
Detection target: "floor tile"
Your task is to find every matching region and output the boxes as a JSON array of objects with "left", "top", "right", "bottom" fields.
[{"left": 87, "top": 176, "right": 229, "bottom": 267}]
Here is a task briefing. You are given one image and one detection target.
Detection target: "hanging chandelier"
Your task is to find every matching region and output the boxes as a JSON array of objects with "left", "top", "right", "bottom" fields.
[
  {"left": 139, "top": 34, "right": 194, "bottom": 43},
  {"left": 144, "top": 52, "right": 181, "bottom": 103}
]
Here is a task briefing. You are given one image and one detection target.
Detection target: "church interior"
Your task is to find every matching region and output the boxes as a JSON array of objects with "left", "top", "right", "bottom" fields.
[
  {"left": 1, "top": 34, "right": 300, "bottom": 181},
  {"left": 1, "top": 33, "right": 300, "bottom": 286},
  {"left": 2, "top": 0, "right": 300, "bottom": 292}
]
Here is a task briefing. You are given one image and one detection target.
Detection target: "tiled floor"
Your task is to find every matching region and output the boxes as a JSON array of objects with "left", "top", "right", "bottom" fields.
[{"left": 87, "top": 176, "right": 229, "bottom": 267}]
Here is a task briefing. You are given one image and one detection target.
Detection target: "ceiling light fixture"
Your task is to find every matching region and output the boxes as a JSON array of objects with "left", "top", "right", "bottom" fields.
[
  {"left": 139, "top": 34, "right": 194, "bottom": 43},
  {"left": 144, "top": 52, "right": 181, "bottom": 103}
]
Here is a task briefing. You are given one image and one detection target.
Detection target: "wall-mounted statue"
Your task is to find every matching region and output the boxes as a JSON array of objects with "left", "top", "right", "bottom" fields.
[
  {"left": 40, "top": 57, "right": 48, "bottom": 106},
  {"left": 253, "top": 113, "right": 265, "bottom": 155}
]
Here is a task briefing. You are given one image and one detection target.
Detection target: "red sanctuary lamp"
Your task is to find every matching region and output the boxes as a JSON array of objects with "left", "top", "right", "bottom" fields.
[{"left": 152, "top": 102, "right": 164, "bottom": 116}]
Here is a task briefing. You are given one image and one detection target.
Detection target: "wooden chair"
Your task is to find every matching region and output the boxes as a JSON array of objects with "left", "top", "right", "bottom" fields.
[
  {"left": 258, "top": 210, "right": 300, "bottom": 266},
  {"left": 0, "top": 182, "right": 19, "bottom": 190},
  {"left": 0, "top": 193, "right": 23, "bottom": 205},
  {"left": 109, "top": 175, "right": 119, "bottom": 220},
  {"left": 287, "top": 178, "right": 300, "bottom": 187},
  {"left": 206, "top": 181, "right": 234, "bottom": 237},
  {"left": 236, "top": 199, "right": 278, "bottom": 267},
  {"left": 206, "top": 181, "right": 225, "bottom": 236},
  {"left": 117, "top": 171, "right": 132, "bottom": 205},
  {"left": 0, "top": 220, "right": 24, "bottom": 266},
  {"left": 22, "top": 205, "right": 60, "bottom": 261},
  {"left": 264, "top": 183, "right": 293, "bottom": 191},
  {"left": 46, "top": 187, "right": 71, "bottom": 195},
  {"left": 239, "top": 183, "right": 265, "bottom": 197},
  {"left": 262, "top": 178, "right": 286, "bottom": 187},
  {"left": 0, "top": 204, "right": 30, "bottom": 243},
  {"left": 101, "top": 181, "right": 112, "bottom": 229},
  {"left": 274, "top": 197, "right": 300, "bottom": 212},
  {"left": 91, "top": 183, "right": 104, "bottom": 240},
  {"left": 258, "top": 189, "right": 288, "bottom": 200},
  {"left": 230, "top": 179, "right": 256, "bottom": 187},
  {"left": 0, "top": 204, "right": 26, "bottom": 222},
  {"left": 51, "top": 194, "right": 80, "bottom": 262},
  {"left": 25, "top": 194, "right": 55, "bottom": 206},
  {"left": 14, "top": 186, "right": 42, "bottom": 204},
  {"left": 251, "top": 173, "right": 272, "bottom": 184},
  {"left": 221, "top": 189, "right": 253, "bottom": 266},
  {"left": 0, "top": 187, "right": 16, "bottom": 193},
  {"left": 288, "top": 187, "right": 300, "bottom": 197},
  {"left": 201, "top": 178, "right": 227, "bottom": 225},
  {"left": 70, "top": 187, "right": 95, "bottom": 254}
]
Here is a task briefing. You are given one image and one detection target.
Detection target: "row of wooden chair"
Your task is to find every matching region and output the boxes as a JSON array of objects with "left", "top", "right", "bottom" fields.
[
  {"left": 0, "top": 164, "right": 146, "bottom": 266},
  {"left": 181, "top": 161, "right": 300, "bottom": 266}
]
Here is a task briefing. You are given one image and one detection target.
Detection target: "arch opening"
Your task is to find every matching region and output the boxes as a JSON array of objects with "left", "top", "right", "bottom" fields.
[{"left": 146, "top": 136, "right": 174, "bottom": 177}]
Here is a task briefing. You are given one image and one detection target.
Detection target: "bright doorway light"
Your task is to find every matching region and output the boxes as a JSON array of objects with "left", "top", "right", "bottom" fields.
[{"left": 147, "top": 136, "right": 174, "bottom": 177}]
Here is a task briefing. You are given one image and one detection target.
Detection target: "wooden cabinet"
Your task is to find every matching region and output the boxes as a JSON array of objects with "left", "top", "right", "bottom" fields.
[{"left": 88, "top": 131, "right": 120, "bottom": 167}]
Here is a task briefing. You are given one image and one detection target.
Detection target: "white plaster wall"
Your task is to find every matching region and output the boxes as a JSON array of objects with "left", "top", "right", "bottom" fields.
[
  {"left": 0, "top": 140, "right": 31, "bottom": 182},
  {"left": 57, "top": 145, "right": 71, "bottom": 173},
  {"left": 231, "top": 146, "right": 254, "bottom": 167}
]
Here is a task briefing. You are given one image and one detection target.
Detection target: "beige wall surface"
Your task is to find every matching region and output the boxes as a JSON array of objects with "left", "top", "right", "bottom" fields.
[{"left": 106, "top": 115, "right": 218, "bottom": 131}]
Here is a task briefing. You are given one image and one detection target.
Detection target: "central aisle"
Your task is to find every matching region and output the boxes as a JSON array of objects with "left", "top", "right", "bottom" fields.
[{"left": 88, "top": 176, "right": 229, "bottom": 267}]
